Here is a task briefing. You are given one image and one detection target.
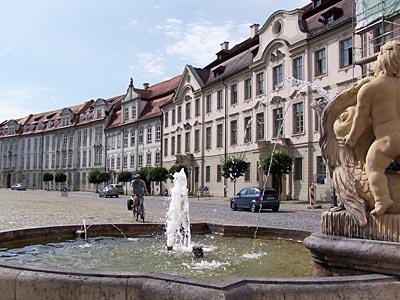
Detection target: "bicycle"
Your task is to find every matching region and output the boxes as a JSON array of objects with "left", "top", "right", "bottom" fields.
[{"left": 132, "top": 196, "right": 145, "bottom": 222}]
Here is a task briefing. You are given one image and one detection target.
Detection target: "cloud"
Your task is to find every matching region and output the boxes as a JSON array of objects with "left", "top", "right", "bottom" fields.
[
  {"left": 0, "top": 86, "right": 56, "bottom": 121},
  {"left": 127, "top": 19, "right": 140, "bottom": 28},
  {"left": 130, "top": 51, "right": 167, "bottom": 80},
  {"left": 0, "top": 42, "right": 17, "bottom": 58},
  {"left": 158, "top": 19, "right": 250, "bottom": 66}
]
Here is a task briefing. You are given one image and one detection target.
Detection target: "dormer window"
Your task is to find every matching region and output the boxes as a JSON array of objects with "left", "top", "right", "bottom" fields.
[
  {"left": 319, "top": 7, "right": 343, "bottom": 25},
  {"left": 213, "top": 66, "right": 226, "bottom": 78},
  {"left": 313, "top": 0, "right": 321, "bottom": 8},
  {"left": 61, "top": 116, "right": 70, "bottom": 126},
  {"left": 95, "top": 108, "right": 103, "bottom": 119}
]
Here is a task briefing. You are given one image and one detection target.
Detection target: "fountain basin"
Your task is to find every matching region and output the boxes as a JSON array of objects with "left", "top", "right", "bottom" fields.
[{"left": 0, "top": 223, "right": 399, "bottom": 300}]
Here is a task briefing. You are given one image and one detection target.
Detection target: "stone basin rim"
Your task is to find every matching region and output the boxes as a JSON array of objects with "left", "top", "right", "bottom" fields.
[{"left": 0, "top": 222, "right": 394, "bottom": 290}]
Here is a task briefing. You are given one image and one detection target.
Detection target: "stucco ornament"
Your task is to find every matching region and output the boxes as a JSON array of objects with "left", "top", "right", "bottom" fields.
[{"left": 320, "top": 40, "right": 400, "bottom": 226}]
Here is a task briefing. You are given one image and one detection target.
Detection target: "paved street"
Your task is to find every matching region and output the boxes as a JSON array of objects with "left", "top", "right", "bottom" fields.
[{"left": 0, "top": 188, "right": 328, "bottom": 233}]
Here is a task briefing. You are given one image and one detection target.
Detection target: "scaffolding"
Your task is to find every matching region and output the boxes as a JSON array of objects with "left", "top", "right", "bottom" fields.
[{"left": 353, "top": 0, "right": 400, "bottom": 77}]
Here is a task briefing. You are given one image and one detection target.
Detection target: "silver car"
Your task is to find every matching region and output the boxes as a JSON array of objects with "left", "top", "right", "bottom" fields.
[
  {"left": 108, "top": 184, "right": 124, "bottom": 195},
  {"left": 11, "top": 183, "right": 26, "bottom": 191}
]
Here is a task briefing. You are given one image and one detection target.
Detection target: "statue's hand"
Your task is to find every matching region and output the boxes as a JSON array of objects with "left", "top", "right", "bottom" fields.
[
  {"left": 352, "top": 76, "right": 374, "bottom": 93},
  {"left": 342, "top": 135, "right": 356, "bottom": 149}
]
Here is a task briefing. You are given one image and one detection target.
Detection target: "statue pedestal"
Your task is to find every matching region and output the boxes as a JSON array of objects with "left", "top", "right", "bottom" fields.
[
  {"left": 322, "top": 210, "right": 400, "bottom": 242},
  {"left": 304, "top": 211, "right": 400, "bottom": 276}
]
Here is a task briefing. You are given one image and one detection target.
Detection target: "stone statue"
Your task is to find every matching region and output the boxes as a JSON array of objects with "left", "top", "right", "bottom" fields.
[{"left": 320, "top": 40, "right": 400, "bottom": 226}]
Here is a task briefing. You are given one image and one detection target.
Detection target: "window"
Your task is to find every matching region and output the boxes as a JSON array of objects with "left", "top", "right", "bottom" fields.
[
  {"left": 164, "top": 111, "right": 169, "bottom": 128},
  {"left": 138, "top": 129, "right": 144, "bottom": 144},
  {"left": 294, "top": 158, "right": 302, "bottom": 180},
  {"left": 177, "top": 134, "right": 181, "bottom": 154},
  {"left": 230, "top": 120, "right": 237, "bottom": 145},
  {"left": 206, "top": 95, "right": 212, "bottom": 113},
  {"left": 317, "top": 156, "right": 326, "bottom": 184},
  {"left": 293, "top": 102, "right": 304, "bottom": 134},
  {"left": 273, "top": 64, "right": 283, "bottom": 89},
  {"left": 244, "top": 78, "right": 252, "bottom": 100},
  {"left": 217, "top": 165, "right": 222, "bottom": 182},
  {"left": 256, "top": 112, "right": 264, "bottom": 140},
  {"left": 171, "top": 136, "right": 175, "bottom": 155},
  {"left": 315, "top": 48, "right": 327, "bottom": 76},
  {"left": 138, "top": 153, "right": 143, "bottom": 167},
  {"left": 164, "top": 138, "right": 168, "bottom": 156},
  {"left": 244, "top": 116, "right": 252, "bottom": 143},
  {"left": 374, "top": 23, "right": 392, "bottom": 53},
  {"left": 273, "top": 107, "right": 284, "bottom": 137},
  {"left": 244, "top": 162, "right": 251, "bottom": 181},
  {"left": 147, "top": 128, "right": 152, "bottom": 144},
  {"left": 131, "top": 105, "right": 136, "bottom": 119},
  {"left": 195, "top": 98, "right": 200, "bottom": 116},
  {"left": 217, "top": 124, "right": 223, "bottom": 147},
  {"left": 340, "top": 38, "right": 353, "bottom": 68},
  {"left": 194, "top": 129, "right": 200, "bottom": 151},
  {"left": 293, "top": 57, "right": 303, "bottom": 80},
  {"left": 206, "top": 127, "right": 212, "bottom": 150},
  {"left": 256, "top": 72, "right": 264, "bottom": 95},
  {"left": 185, "top": 102, "right": 191, "bottom": 120},
  {"left": 96, "top": 108, "right": 103, "bottom": 119},
  {"left": 217, "top": 90, "right": 223, "bottom": 109},
  {"left": 146, "top": 152, "right": 152, "bottom": 166},
  {"left": 130, "top": 154, "right": 135, "bottom": 168},
  {"left": 172, "top": 109, "right": 176, "bottom": 125},
  {"left": 124, "top": 107, "right": 129, "bottom": 121},
  {"left": 120, "top": 155, "right": 126, "bottom": 168},
  {"left": 185, "top": 132, "right": 190, "bottom": 153},
  {"left": 230, "top": 84, "right": 238, "bottom": 105},
  {"left": 206, "top": 166, "right": 211, "bottom": 182},
  {"left": 130, "top": 131, "right": 135, "bottom": 146},
  {"left": 177, "top": 106, "right": 182, "bottom": 123},
  {"left": 155, "top": 152, "right": 161, "bottom": 165},
  {"left": 117, "top": 133, "right": 122, "bottom": 149},
  {"left": 123, "top": 132, "right": 128, "bottom": 147},
  {"left": 155, "top": 125, "right": 161, "bottom": 141}
]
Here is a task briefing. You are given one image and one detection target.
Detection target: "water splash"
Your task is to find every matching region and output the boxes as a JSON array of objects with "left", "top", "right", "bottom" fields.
[{"left": 165, "top": 169, "right": 191, "bottom": 251}]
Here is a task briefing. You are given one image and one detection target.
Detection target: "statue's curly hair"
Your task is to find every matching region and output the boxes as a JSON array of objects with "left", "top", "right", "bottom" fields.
[{"left": 374, "top": 40, "right": 400, "bottom": 78}]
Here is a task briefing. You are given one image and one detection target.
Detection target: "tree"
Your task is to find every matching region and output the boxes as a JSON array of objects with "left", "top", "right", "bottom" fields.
[
  {"left": 222, "top": 156, "right": 248, "bottom": 195},
  {"left": 150, "top": 167, "right": 169, "bottom": 195},
  {"left": 118, "top": 171, "right": 133, "bottom": 195},
  {"left": 88, "top": 170, "right": 103, "bottom": 193},
  {"left": 261, "top": 151, "right": 293, "bottom": 199},
  {"left": 54, "top": 171, "right": 67, "bottom": 190},
  {"left": 42, "top": 172, "right": 53, "bottom": 191},
  {"left": 168, "top": 164, "right": 189, "bottom": 180},
  {"left": 99, "top": 172, "right": 111, "bottom": 184}
]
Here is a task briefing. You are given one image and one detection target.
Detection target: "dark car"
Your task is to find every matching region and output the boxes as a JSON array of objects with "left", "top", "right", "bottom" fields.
[
  {"left": 99, "top": 186, "right": 119, "bottom": 198},
  {"left": 11, "top": 183, "right": 26, "bottom": 191},
  {"left": 230, "top": 186, "right": 280, "bottom": 212}
]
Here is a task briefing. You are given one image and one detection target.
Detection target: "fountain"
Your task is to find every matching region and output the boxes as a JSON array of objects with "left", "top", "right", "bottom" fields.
[{"left": 4, "top": 45, "right": 400, "bottom": 297}]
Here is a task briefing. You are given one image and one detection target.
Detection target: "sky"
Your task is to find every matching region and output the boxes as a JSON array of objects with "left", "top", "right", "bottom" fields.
[{"left": 0, "top": 0, "right": 310, "bottom": 122}]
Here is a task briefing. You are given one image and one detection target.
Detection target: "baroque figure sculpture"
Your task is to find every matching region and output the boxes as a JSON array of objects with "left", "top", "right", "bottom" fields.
[{"left": 320, "top": 40, "right": 400, "bottom": 226}]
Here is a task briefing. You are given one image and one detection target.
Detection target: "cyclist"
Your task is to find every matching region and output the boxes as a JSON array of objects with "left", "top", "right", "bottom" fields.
[{"left": 131, "top": 174, "right": 148, "bottom": 221}]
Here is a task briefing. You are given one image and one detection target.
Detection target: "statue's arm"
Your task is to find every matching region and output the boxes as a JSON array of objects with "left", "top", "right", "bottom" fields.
[{"left": 345, "top": 86, "right": 372, "bottom": 147}]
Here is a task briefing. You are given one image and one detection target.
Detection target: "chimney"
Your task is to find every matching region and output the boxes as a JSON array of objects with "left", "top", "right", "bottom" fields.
[
  {"left": 143, "top": 83, "right": 149, "bottom": 90},
  {"left": 250, "top": 24, "right": 259, "bottom": 38},
  {"left": 220, "top": 41, "right": 229, "bottom": 51}
]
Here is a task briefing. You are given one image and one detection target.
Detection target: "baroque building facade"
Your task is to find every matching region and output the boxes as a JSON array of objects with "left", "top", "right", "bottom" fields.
[{"left": 0, "top": 0, "right": 399, "bottom": 199}]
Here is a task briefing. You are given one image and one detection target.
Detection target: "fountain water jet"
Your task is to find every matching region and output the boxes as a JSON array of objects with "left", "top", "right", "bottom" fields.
[{"left": 165, "top": 169, "right": 191, "bottom": 251}]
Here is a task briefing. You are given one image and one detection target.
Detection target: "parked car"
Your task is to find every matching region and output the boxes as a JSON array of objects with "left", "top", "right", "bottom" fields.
[
  {"left": 11, "top": 183, "right": 26, "bottom": 191},
  {"left": 99, "top": 186, "right": 119, "bottom": 198},
  {"left": 230, "top": 186, "right": 280, "bottom": 212},
  {"left": 108, "top": 184, "right": 124, "bottom": 195}
]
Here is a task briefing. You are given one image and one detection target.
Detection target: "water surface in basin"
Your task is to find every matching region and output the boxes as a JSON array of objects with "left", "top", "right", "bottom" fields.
[{"left": 0, "top": 234, "right": 312, "bottom": 281}]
